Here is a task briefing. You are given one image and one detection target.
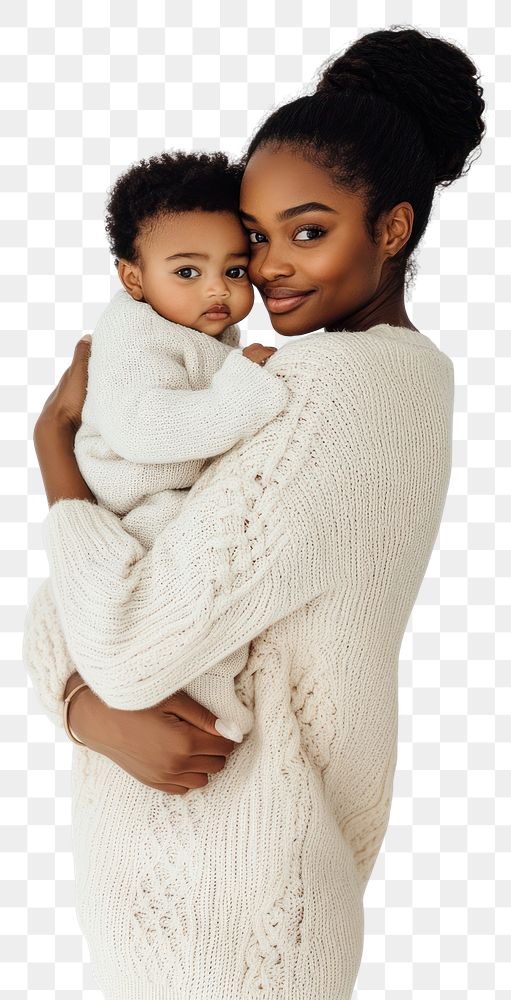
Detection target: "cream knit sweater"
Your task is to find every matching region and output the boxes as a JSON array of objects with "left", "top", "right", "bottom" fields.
[{"left": 22, "top": 323, "right": 454, "bottom": 1000}]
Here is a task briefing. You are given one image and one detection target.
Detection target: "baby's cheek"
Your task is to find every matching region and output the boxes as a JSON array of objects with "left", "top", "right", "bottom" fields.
[
  {"left": 232, "top": 283, "right": 254, "bottom": 320},
  {"left": 244, "top": 282, "right": 255, "bottom": 308}
]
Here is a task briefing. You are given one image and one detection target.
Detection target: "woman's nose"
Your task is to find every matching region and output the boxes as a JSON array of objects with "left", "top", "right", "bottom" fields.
[{"left": 251, "top": 245, "right": 294, "bottom": 282}]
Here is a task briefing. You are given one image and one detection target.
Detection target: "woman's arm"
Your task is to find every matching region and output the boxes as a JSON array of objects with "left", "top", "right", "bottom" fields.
[
  {"left": 23, "top": 577, "right": 241, "bottom": 792},
  {"left": 38, "top": 426, "right": 331, "bottom": 711},
  {"left": 35, "top": 419, "right": 96, "bottom": 507},
  {"left": 34, "top": 342, "right": 352, "bottom": 713},
  {"left": 23, "top": 577, "right": 87, "bottom": 731},
  {"left": 24, "top": 336, "right": 245, "bottom": 788},
  {"left": 33, "top": 336, "right": 97, "bottom": 507}
]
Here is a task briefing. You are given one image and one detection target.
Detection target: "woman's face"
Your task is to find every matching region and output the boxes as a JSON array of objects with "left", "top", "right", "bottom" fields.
[{"left": 239, "top": 144, "right": 391, "bottom": 336}]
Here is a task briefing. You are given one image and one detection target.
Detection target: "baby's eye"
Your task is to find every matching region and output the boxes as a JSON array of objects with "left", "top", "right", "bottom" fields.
[
  {"left": 227, "top": 266, "right": 248, "bottom": 279},
  {"left": 175, "top": 267, "right": 200, "bottom": 279},
  {"left": 294, "top": 226, "right": 325, "bottom": 241}
]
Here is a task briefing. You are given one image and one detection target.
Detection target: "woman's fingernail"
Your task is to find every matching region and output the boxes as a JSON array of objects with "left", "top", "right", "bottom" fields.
[
  {"left": 215, "top": 718, "right": 243, "bottom": 742},
  {"left": 81, "top": 334, "right": 92, "bottom": 343}
]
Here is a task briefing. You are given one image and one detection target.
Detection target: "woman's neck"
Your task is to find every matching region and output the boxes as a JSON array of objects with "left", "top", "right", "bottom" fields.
[{"left": 326, "top": 273, "right": 420, "bottom": 334}]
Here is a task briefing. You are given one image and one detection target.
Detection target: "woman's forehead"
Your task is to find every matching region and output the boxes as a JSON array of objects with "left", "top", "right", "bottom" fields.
[
  {"left": 240, "top": 147, "right": 361, "bottom": 221},
  {"left": 241, "top": 145, "right": 324, "bottom": 185}
]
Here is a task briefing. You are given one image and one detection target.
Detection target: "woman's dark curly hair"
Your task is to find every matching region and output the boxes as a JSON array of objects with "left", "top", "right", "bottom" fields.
[
  {"left": 239, "top": 25, "right": 486, "bottom": 293},
  {"left": 105, "top": 150, "right": 244, "bottom": 267}
]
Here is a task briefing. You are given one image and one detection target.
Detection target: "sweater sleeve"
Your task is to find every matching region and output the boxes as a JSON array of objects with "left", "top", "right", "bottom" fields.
[
  {"left": 88, "top": 337, "right": 290, "bottom": 465},
  {"left": 22, "top": 577, "right": 78, "bottom": 731},
  {"left": 41, "top": 365, "right": 343, "bottom": 711}
]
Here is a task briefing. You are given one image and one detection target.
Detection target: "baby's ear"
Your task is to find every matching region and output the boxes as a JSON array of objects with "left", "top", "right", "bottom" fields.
[{"left": 117, "top": 259, "right": 144, "bottom": 300}]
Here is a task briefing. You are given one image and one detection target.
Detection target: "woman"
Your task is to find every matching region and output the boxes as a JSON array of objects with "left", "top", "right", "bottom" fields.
[{"left": 23, "top": 27, "right": 485, "bottom": 1000}]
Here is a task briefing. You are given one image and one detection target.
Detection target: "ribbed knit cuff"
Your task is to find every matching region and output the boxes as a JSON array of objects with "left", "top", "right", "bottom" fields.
[
  {"left": 43, "top": 497, "right": 143, "bottom": 562},
  {"left": 22, "top": 578, "right": 77, "bottom": 732}
]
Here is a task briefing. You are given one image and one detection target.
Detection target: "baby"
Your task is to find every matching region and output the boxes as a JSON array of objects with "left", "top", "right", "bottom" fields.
[
  {"left": 72, "top": 150, "right": 289, "bottom": 744},
  {"left": 75, "top": 150, "right": 287, "bottom": 550}
]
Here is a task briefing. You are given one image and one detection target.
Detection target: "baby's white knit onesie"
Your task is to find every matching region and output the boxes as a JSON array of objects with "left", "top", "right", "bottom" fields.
[{"left": 71, "top": 289, "right": 290, "bottom": 735}]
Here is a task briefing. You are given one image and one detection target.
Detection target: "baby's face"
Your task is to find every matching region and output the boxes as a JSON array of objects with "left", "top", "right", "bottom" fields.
[{"left": 121, "top": 210, "right": 254, "bottom": 336}]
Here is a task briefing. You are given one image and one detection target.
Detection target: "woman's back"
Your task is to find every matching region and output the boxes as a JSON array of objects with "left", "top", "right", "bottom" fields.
[{"left": 27, "top": 323, "right": 454, "bottom": 998}]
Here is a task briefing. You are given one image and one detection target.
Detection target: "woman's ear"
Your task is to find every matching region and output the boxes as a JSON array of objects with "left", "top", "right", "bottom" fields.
[{"left": 383, "top": 202, "right": 414, "bottom": 260}]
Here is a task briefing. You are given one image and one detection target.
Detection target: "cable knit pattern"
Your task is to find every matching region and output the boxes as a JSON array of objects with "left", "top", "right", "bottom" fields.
[
  {"left": 129, "top": 792, "right": 197, "bottom": 983},
  {"left": 22, "top": 323, "right": 454, "bottom": 999}
]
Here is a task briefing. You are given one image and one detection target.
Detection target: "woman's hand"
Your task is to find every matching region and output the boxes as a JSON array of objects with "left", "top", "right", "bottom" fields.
[
  {"left": 66, "top": 672, "right": 241, "bottom": 794},
  {"left": 36, "top": 334, "right": 92, "bottom": 435},
  {"left": 33, "top": 335, "right": 97, "bottom": 507}
]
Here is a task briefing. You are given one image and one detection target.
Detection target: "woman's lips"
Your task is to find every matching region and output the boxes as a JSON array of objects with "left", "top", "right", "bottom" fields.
[{"left": 264, "top": 291, "right": 314, "bottom": 314}]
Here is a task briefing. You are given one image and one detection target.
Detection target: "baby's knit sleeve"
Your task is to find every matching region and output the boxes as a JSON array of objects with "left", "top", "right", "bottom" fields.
[
  {"left": 40, "top": 367, "right": 342, "bottom": 711},
  {"left": 88, "top": 338, "right": 290, "bottom": 464}
]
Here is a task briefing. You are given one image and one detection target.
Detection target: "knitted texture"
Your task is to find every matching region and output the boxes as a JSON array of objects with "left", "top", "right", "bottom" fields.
[
  {"left": 26, "top": 287, "right": 292, "bottom": 742},
  {"left": 22, "top": 323, "right": 454, "bottom": 1000},
  {"left": 74, "top": 288, "right": 290, "bottom": 540}
]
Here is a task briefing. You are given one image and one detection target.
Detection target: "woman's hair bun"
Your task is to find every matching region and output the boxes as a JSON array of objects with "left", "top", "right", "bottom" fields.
[{"left": 315, "top": 26, "right": 486, "bottom": 186}]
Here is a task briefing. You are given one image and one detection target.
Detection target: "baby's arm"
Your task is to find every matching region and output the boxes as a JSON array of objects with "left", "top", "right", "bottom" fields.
[
  {"left": 86, "top": 303, "right": 290, "bottom": 465},
  {"left": 104, "top": 347, "right": 290, "bottom": 464}
]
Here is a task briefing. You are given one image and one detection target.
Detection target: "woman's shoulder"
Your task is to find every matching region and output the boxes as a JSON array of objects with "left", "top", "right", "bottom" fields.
[
  {"left": 267, "top": 323, "right": 454, "bottom": 398},
  {"left": 275, "top": 322, "right": 452, "bottom": 360},
  {"left": 188, "top": 323, "right": 454, "bottom": 506}
]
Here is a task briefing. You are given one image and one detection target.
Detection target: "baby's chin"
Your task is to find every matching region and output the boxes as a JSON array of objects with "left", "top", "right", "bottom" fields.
[
  {"left": 194, "top": 320, "right": 227, "bottom": 336},
  {"left": 196, "top": 316, "right": 244, "bottom": 337},
  {"left": 170, "top": 317, "right": 225, "bottom": 336}
]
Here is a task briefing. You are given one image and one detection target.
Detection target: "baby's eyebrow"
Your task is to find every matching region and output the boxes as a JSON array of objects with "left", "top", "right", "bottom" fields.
[{"left": 164, "top": 251, "right": 249, "bottom": 261}]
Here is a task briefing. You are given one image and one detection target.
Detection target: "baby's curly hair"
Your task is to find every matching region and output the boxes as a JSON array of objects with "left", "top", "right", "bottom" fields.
[{"left": 105, "top": 149, "right": 244, "bottom": 267}]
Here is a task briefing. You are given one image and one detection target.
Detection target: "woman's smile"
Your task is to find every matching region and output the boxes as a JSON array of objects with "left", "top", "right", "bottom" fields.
[{"left": 264, "top": 289, "right": 315, "bottom": 313}]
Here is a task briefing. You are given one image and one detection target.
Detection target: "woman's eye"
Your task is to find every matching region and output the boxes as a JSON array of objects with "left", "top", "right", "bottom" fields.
[
  {"left": 175, "top": 267, "right": 200, "bottom": 278},
  {"left": 227, "top": 266, "right": 248, "bottom": 279},
  {"left": 247, "top": 226, "right": 325, "bottom": 246},
  {"left": 294, "top": 226, "right": 325, "bottom": 241}
]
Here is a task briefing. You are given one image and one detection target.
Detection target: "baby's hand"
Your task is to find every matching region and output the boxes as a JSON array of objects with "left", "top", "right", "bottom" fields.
[{"left": 242, "top": 343, "right": 278, "bottom": 367}]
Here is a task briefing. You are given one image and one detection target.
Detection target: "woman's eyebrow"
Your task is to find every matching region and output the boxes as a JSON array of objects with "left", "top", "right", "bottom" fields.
[{"left": 239, "top": 201, "right": 338, "bottom": 224}]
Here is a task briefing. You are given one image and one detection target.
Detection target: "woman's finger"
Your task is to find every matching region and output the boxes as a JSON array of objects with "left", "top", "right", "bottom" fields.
[{"left": 158, "top": 688, "right": 243, "bottom": 747}]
